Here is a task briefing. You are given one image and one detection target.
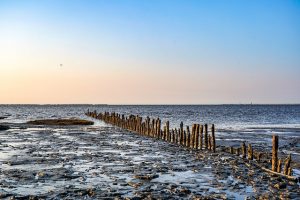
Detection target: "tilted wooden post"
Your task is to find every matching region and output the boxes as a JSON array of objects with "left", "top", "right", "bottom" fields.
[
  {"left": 272, "top": 135, "right": 278, "bottom": 172},
  {"left": 288, "top": 167, "right": 292, "bottom": 176}
]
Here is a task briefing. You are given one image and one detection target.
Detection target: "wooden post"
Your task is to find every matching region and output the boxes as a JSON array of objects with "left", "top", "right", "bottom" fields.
[
  {"left": 208, "top": 135, "right": 212, "bottom": 151},
  {"left": 272, "top": 135, "right": 279, "bottom": 172},
  {"left": 236, "top": 148, "right": 240, "bottom": 156},
  {"left": 204, "top": 124, "right": 208, "bottom": 149},
  {"left": 172, "top": 129, "right": 175, "bottom": 143},
  {"left": 157, "top": 119, "right": 161, "bottom": 139},
  {"left": 288, "top": 167, "right": 292, "bottom": 176},
  {"left": 283, "top": 154, "right": 291, "bottom": 175},
  {"left": 211, "top": 124, "right": 216, "bottom": 152},
  {"left": 230, "top": 146, "right": 234, "bottom": 154},
  {"left": 256, "top": 152, "right": 262, "bottom": 162},
  {"left": 180, "top": 122, "right": 184, "bottom": 145},
  {"left": 186, "top": 126, "right": 190, "bottom": 147},
  {"left": 248, "top": 144, "right": 253, "bottom": 160},
  {"left": 241, "top": 142, "right": 246, "bottom": 158},
  {"left": 183, "top": 130, "right": 186, "bottom": 146},
  {"left": 277, "top": 159, "right": 282, "bottom": 173},
  {"left": 179, "top": 128, "right": 182, "bottom": 145},
  {"left": 147, "top": 117, "right": 150, "bottom": 136},
  {"left": 175, "top": 128, "right": 178, "bottom": 144},
  {"left": 166, "top": 121, "right": 170, "bottom": 142},
  {"left": 200, "top": 125, "right": 203, "bottom": 150},
  {"left": 195, "top": 124, "right": 199, "bottom": 149},
  {"left": 151, "top": 119, "right": 155, "bottom": 137},
  {"left": 191, "top": 124, "right": 195, "bottom": 148}
]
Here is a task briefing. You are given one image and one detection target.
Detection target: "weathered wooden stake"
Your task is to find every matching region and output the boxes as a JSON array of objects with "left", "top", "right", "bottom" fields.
[
  {"left": 157, "top": 119, "right": 161, "bottom": 139},
  {"left": 277, "top": 159, "right": 282, "bottom": 173},
  {"left": 230, "top": 146, "right": 234, "bottom": 154},
  {"left": 175, "top": 128, "right": 178, "bottom": 144},
  {"left": 195, "top": 124, "right": 199, "bottom": 149},
  {"left": 166, "top": 121, "right": 170, "bottom": 141},
  {"left": 288, "top": 167, "right": 292, "bottom": 176},
  {"left": 180, "top": 122, "right": 184, "bottom": 145},
  {"left": 256, "top": 152, "right": 262, "bottom": 162},
  {"left": 186, "top": 126, "right": 190, "bottom": 147},
  {"left": 191, "top": 124, "right": 195, "bottom": 148},
  {"left": 272, "top": 135, "right": 278, "bottom": 172},
  {"left": 172, "top": 129, "right": 175, "bottom": 143},
  {"left": 200, "top": 125, "right": 203, "bottom": 150},
  {"left": 208, "top": 135, "right": 212, "bottom": 151},
  {"left": 236, "top": 148, "right": 240, "bottom": 156},
  {"left": 204, "top": 124, "right": 208, "bottom": 149},
  {"left": 242, "top": 142, "right": 246, "bottom": 158},
  {"left": 283, "top": 154, "right": 291, "bottom": 175},
  {"left": 183, "top": 130, "right": 186, "bottom": 146},
  {"left": 211, "top": 124, "right": 216, "bottom": 152},
  {"left": 248, "top": 144, "right": 253, "bottom": 160}
]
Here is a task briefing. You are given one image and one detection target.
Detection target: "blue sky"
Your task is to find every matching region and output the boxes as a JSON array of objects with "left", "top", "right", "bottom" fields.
[{"left": 0, "top": 0, "right": 299, "bottom": 104}]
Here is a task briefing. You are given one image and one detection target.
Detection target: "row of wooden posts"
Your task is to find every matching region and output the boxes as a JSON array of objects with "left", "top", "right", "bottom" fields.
[
  {"left": 225, "top": 135, "right": 293, "bottom": 177},
  {"left": 86, "top": 110, "right": 296, "bottom": 180},
  {"left": 85, "top": 110, "right": 216, "bottom": 152}
]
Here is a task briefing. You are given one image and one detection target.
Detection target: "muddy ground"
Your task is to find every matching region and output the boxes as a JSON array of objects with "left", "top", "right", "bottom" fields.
[{"left": 0, "top": 123, "right": 299, "bottom": 199}]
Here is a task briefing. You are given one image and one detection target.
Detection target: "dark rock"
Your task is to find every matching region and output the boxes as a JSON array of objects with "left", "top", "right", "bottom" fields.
[
  {"left": 134, "top": 174, "right": 159, "bottom": 180},
  {"left": 26, "top": 119, "right": 94, "bottom": 126},
  {"left": 274, "top": 182, "right": 287, "bottom": 189},
  {"left": 0, "top": 125, "right": 10, "bottom": 131}
]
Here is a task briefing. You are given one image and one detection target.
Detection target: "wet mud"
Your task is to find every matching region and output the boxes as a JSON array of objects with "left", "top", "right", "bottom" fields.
[{"left": 0, "top": 124, "right": 299, "bottom": 199}]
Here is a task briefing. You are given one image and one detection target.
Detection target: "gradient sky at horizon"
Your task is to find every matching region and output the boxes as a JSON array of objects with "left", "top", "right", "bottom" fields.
[{"left": 0, "top": 0, "right": 299, "bottom": 104}]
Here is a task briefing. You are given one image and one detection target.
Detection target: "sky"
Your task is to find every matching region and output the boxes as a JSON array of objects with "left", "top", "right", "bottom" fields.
[{"left": 0, "top": 0, "right": 299, "bottom": 104}]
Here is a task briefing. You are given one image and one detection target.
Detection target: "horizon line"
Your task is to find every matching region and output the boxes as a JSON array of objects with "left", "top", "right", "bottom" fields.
[{"left": 0, "top": 103, "right": 300, "bottom": 106}]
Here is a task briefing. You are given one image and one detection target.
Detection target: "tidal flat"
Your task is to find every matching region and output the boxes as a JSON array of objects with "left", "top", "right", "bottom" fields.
[{"left": 0, "top": 123, "right": 299, "bottom": 199}]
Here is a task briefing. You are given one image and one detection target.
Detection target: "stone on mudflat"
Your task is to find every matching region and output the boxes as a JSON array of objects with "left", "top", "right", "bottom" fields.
[{"left": 0, "top": 125, "right": 10, "bottom": 131}]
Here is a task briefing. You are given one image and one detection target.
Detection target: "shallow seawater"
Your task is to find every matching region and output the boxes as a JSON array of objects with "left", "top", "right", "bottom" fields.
[{"left": 0, "top": 105, "right": 300, "bottom": 198}]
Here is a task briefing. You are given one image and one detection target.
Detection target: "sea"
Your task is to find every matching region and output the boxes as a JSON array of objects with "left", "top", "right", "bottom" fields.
[{"left": 1, "top": 104, "right": 300, "bottom": 131}]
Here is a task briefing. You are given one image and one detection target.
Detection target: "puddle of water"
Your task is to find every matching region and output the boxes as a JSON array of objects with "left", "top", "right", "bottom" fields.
[
  {"left": 153, "top": 170, "right": 212, "bottom": 184},
  {"left": 0, "top": 150, "right": 26, "bottom": 161}
]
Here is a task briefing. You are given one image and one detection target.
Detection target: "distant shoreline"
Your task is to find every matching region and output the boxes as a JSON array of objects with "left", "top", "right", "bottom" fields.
[{"left": 0, "top": 104, "right": 300, "bottom": 106}]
